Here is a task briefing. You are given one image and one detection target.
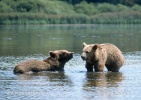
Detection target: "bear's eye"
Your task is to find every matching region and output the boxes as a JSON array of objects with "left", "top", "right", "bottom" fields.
[{"left": 85, "top": 51, "right": 89, "bottom": 53}]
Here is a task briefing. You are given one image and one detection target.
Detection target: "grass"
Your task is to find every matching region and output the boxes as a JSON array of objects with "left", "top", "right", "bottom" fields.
[{"left": 0, "top": 11, "right": 141, "bottom": 25}]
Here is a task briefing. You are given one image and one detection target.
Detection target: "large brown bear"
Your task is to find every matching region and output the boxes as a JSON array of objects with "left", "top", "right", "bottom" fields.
[
  {"left": 81, "top": 43, "right": 124, "bottom": 72},
  {"left": 14, "top": 50, "right": 73, "bottom": 74}
]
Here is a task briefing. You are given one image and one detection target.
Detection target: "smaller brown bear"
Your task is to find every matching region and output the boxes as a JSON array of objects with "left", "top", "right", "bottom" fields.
[
  {"left": 81, "top": 43, "right": 124, "bottom": 72},
  {"left": 14, "top": 50, "right": 73, "bottom": 74}
]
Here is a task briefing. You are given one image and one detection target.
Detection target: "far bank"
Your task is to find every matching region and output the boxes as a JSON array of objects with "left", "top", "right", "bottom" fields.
[{"left": 0, "top": 11, "right": 141, "bottom": 25}]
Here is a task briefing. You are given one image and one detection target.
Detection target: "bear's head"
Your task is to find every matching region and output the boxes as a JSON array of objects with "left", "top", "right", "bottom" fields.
[
  {"left": 81, "top": 43, "right": 103, "bottom": 63},
  {"left": 49, "top": 50, "right": 73, "bottom": 63}
]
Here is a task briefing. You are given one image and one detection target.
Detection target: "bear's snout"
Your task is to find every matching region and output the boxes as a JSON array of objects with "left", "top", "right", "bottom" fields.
[{"left": 81, "top": 55, "right": 86, "bottom": 60}]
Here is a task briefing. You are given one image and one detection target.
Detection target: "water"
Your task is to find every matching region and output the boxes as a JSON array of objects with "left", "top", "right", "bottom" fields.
[{"left": 0, "top": 24, "right": 141, "bottom": 100}]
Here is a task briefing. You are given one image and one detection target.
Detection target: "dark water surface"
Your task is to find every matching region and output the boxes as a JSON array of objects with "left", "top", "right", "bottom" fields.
[{"left": 0, "top": 24, "right": 141, "bottom": 100}]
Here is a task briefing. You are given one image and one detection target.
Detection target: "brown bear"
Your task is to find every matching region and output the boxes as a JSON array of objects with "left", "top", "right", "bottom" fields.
[
  {"left": 14, "top": 50, "right": 73, "bottom": 74},
  {"left": 81, "top": 43, "right": 124, "bottom": 72}
]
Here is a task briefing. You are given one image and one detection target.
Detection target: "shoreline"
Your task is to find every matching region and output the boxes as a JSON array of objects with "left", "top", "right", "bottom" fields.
[{"left": 0, "top": 11, "right": 141, "bottom": 25}]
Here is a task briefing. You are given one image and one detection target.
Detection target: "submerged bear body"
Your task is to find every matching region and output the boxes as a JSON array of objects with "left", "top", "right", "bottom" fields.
[
  {"left": 14, "top": 50, "right": 73, "bottom": 74},
  {"left": 14, "top": 57, "right": 59, "bottom": 74}
]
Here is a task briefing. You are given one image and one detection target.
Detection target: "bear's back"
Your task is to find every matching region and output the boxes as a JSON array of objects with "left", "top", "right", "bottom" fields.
[{"left": 101, "top": 43, "right": 124, "bottom": 67}]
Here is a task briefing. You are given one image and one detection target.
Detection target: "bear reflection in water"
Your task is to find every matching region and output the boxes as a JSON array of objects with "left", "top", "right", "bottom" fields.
[
  {"left": 16, "top": 71, "right": 70, "bottom": 81},
  {"left": 83, "top": 72, "right": 124, "bottom": 88}
]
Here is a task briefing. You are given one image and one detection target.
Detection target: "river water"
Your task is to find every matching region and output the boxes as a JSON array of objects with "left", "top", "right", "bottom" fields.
[{"left": 0, "top": 24, "right": 141, "bottom": 100}]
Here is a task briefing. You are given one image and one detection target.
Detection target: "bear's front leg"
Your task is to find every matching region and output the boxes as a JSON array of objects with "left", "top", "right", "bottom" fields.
[
  {"left": 86, "top": 62, "right": 93, "bottom": 72},
  {"left": 93, "top": 61, "right": 104, "bottom": 72}
]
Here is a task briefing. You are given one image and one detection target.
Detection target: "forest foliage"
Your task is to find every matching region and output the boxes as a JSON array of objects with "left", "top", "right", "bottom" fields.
[
  {"left": 0, "top": 0, "right": 141, "bottom": 24},
  {"left": 62, "top": 0, "right": 141, "bottom": 6}
]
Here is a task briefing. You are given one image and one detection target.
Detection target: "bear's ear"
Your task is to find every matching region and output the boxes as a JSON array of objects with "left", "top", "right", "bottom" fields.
[
  {"left": 49, "top": 51, "right": 56, "bottom": 58},
  {"left": 82, "top": 42, "right": 87, "bottom": 48},
  {"left": 70, "top": 52, "right": 74, "bottom": 54},
  {"left": 93, "top": 44, "right": 102, "bottom": 50}
]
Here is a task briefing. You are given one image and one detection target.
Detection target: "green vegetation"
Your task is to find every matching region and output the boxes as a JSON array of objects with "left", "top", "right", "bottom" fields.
[
  {"left": 62, "top": 0, "right": 141, "bottom": 6},
  {"left": 0, "top": 0, "right": 141, "bottom": 24}
]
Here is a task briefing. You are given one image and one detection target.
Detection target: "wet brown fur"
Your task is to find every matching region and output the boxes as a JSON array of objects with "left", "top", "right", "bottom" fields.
[
  {"left": 14, "top": 50, "right": 73, "bottom": 74},
  {"left": 81, "top": 43, "right": 124, "bottom": 72},
  {"left": 14, "top": 57, "right": 59, "bottom": 74}
]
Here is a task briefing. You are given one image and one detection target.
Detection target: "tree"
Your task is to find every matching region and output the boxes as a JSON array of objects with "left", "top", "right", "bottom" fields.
[
  {"left": 135, "top": 0, "right": 141, "bottom": 5},
  {"left": 61, "top": 0, "right": 84, "bottom": 4},
  {"left": 61, "top": 0, "right": 141, "bottom": 5}
]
